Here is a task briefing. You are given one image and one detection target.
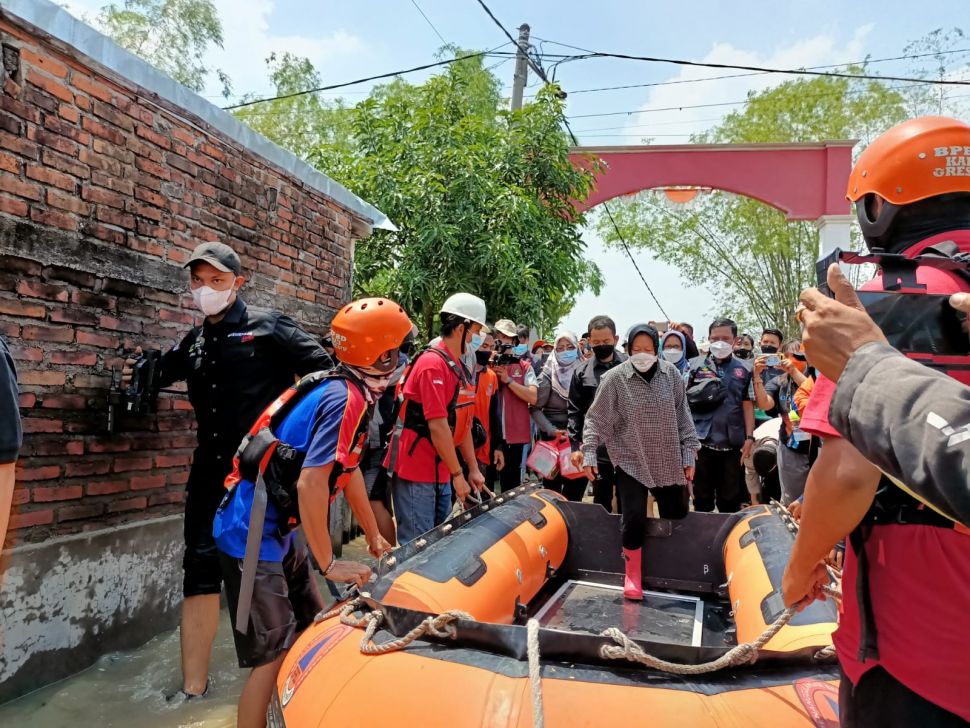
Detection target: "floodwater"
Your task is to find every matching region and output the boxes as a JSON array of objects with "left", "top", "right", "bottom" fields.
[{"left": 0, "top": 538, "right": 372, "bottom": 728}]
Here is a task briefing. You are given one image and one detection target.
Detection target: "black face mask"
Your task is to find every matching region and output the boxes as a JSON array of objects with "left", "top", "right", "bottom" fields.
[
  {"left": 475, "top": 350, "right": 493, "bottom": 366},
  {"left": 592, "top": 344, "right": 615, "bottom": 361},
  {"left": 760, "top": 345, "right": 779, "bottom": 355},
  {"left": 734, "top": 348, "right": 752, "bottom": 359}
]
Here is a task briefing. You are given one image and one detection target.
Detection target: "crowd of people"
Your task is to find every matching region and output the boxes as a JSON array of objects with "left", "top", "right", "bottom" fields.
[{"left": 2, "top": 116, "right": 970, "bottom": 728}]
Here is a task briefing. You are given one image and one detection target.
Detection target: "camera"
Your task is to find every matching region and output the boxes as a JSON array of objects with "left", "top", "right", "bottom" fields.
[
  {"left": 107, "top": 349, "right": 162, "bottom": 433},
  {"left": 494, "top": 342, "right": 519, "bottom": 366}
]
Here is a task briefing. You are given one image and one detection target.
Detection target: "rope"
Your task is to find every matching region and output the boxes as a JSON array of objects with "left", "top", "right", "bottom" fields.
[
  {"left": 600, "top": 582, "right": 843, "bottom": 674},
  {"left": 526, "top": 618, "right": 544, "bottom": 728}
]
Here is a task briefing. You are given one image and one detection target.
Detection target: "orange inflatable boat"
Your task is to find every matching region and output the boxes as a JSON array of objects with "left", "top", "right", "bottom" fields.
[{"left": 271, "top": 486, "right": 840, "bottom": 727}]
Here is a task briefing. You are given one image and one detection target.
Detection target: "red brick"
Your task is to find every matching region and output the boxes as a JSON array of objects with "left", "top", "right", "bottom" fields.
[
  {"left": 83, "top": 116, "right": 127, "bottom": 146},
  {"left": 66, "top": 440, "right": 85, "bottom": 455},
  {"left": 72, "top": 74, "right": 114, "bottom": 103},
  {"left": 86, "top": 479, "right": 129, "bottom": 495},
  {"left": 18, "top": 392, "right": 36, "bottom": 408},
  {"left": 17, "top": 280, "right": 69, "bottom": 302},
  {"left": 130, "top": 474, "right": 165, "bottom": 490},
  {"left": 12, "top": 488, "right": 29, "bottom": 506},
  {"left": 0, "top": 299, "right": 47, "bottom": 319},
  {"left": 26, "top": 69, "right": 73, "bottom": 103},
  {"left": 0, "top": 172, "right": 43, "bottom": 201},
  {"left": 81, "top": 183, "right": 126, "bottom": 209},
  {"left": 112, "top": 457, "right": 152, "bottom": 473},
  {"left": 168, "top": 470, "right": 190, "bottom": 485},
  {"left": 91, "top": 170, "right": 133, "bottom": 195},
  {"left": 30, "top": 207, "right": 77, "bottom": 232},
  {"left": 58, "top": 503, "right": 104, "bottom": 521},
  {"left": 0, "top": 133, "right": 39, "bottom": 160},
  {"left": 72, "top": 373, "right": 111, "bottom": 389},
  {"left": 0, "top": 195, "right": 28, "bottom": 217},
  {"left": 171, "top": 127, "right": 196, "bottom": 146},
  {"left": 72, "top": 291, "right": 114, "bottom": 309},
  {"left": 33, "top": 484, "right": 81, "bottom": 502},
  {"left": 136, "top": 124, "right": 171, "bottom": 150},
  {"left": 76, "top": 330, "right": 119, "bottom": 349},
  {"left": 97, "top": 315, "right": 141, "bottom": 334},
  {"left": 95, "top": 206, "right": 135, "bottom": 229},
  {"left": 0, "top": 151, "right": 18, "bottom": 174},
  {"left": 81, "top": 221, "right": 125, "bottom": 245},
  {"left": 2, "top": 256, "right": 45, "bottom": 278},
  {"left": 58, "top": 103, "right": 80, "bottom": 123},
  {"left": 22, "top": 324, "right": 73, "bottom": 343},
  {"left": 41, "top": 394, "right": 88, "bottom": 409},
  {"left": 155, "top": 453, "right": 191, "bottom": 468},
  {"left": 47, "top": 188, "right": 90, "bottom": 215},
  {"left": 43, "top": 114, "right": 91, "bottom": 146},
  {"left": 201, "top": 143, "right": 226, "bottom": 161},
  {"left": 18, "top": 370, "right": 66, "bottom": 386},
  {"left": 9, "top": 508, "right": 54, "bottom": 529},
  {"left": 8, "top": 346, "right": 44, "bottom": 362},
  {"left": 43, "top": 265, "right": 96, "bottom": 289},
  {"left": 21, "top": 48, "right": 69, "bottom": 79},
  {"left": 21, "top": 417, "right": 63, "bottom": 433},
  {"left": 65, "top": 460, "right": 111, "bottom": 478},
  {"left": 128, "top": 236, "right": 164, "bottom": 257},
  {"left": 41, "top": 149, "right": 90, "bottom": 180},
  {"left": 16, "top": 465, "right": 62, "bottom": 483},
  {"left": 108, "top": 496, "right": 148, "bottom": 513},
  {"left": 49, "top": 350, "right": 97, "bottom": 366},
  {"left": 149, "top": 491, "right": 185, "bottom": 506},
  {"left": 158, "top": 308, "right": 194, "bottom": 324},
  {"left": 50, "top": 308, "right": 98, "bottom": 326},
  {"left": 27, "top": 127, "right": 80, "bottom": 158},
  {"left": 134, "top": 185, "right": 167, "bottom": 208},
  {"left": 78, "top": 147, "right": 122, "bottom": 175},
  {"left": 135, "top": 156, "right": 170, "bottom": 180},
  {"left": 25, "top": 164, "right": 77, "bottom": 193},
  {"left": 92, "top": 100, "right": 134, "bottom": 132}
]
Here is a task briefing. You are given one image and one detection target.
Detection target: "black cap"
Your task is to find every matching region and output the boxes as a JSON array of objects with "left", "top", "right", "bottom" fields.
[
  {"left": 624, "top": 323, "right": 660, "bottom": 354},
  {"left": 184, "top": 242, "right": 241, "bottom": 276}
]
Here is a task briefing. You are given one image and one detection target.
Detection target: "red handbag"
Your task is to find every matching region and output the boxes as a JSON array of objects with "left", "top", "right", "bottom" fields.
[
  {"left": 526, "top": 439, "right": 560, "bottom": 480},
  {"left": 557, "top": 437, "right": 586, "bottom": 480}
]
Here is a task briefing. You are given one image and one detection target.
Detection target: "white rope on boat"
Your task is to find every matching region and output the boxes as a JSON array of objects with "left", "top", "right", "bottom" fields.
[{"left": 526, "top": 618, "right": 544, "bottom": 728}]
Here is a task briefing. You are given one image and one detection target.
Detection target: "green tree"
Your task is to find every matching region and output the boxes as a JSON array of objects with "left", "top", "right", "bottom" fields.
[
  {"left": 600, "top": 73, "right": 907, "bottom": 335},
  {"left": 97, "top": 0, "right": 229, "bottom": 95},
  {"left": 903, "top": 28, "right": 970, "bottom": 118},
  {"left": 232, "top": 53, "right": 353, "bottom": 160},
  {"left": 313, "top": 53, "right": 602, "bottom": 335}
]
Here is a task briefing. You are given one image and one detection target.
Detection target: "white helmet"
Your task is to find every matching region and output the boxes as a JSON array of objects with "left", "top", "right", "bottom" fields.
[{"left": 440, "top": 292, "right": 487, "bottom": 326}]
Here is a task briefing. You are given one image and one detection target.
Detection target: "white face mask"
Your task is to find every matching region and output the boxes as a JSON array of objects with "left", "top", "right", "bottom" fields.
[
  {"left": 709, "top": 341, "right": 733, "bottom": 360},
  {"left": 662, "top": 349, "right": 682, "bottom": 363},
  {"left": 192, "top": 285, "right": 234, "bottom": 317},
  {"left": 630, "top": 352, "right": 657, "bottom": 372}
]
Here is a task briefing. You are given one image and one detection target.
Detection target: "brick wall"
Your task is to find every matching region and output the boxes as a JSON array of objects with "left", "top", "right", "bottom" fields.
[{"left": 0, "top": 15, "right": 360, "bottom": 544}]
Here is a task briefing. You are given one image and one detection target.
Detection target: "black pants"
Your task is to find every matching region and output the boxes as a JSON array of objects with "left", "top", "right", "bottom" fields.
[
  {"left": 692, "top": 446, "right": 743, "bottom": 513},
  {"left": 840, "top": 667, "right": 967, "bottom": 727},
  {"left": 592, "top": 459, "right": 621, "bottom": 514},
  {"left": 543, "top": 473, "right": 586, "bottom": 502},
  {"left": 499, "top": 443, "right": 526, "bottom": 493},
  {"left": 183, "top": 456, "right": 233, "bottom": 597},
  {"left": 615, "top": 468, "right": 689, "bottom": 550}
]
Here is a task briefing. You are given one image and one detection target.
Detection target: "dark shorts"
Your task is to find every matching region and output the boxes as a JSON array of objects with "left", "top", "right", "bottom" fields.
[
  {"left": 219, "top": 539, "right": 323, "bottom": 669},
  {"left": 183, "top": 459, "right": 232, "bottom": 597},
  {"left": 361, "top": 448, "right": 391, "bottom": 509}
]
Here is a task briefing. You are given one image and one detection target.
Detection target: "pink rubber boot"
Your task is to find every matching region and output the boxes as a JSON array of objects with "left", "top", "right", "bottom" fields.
[{"left": 623, "top": 548, "right": 643, "bottom": 601}]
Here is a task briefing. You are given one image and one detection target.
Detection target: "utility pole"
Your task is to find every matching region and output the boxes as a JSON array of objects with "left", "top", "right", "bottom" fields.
[{"left": 510, "top": 23, "right": 530, "bottom": 111}]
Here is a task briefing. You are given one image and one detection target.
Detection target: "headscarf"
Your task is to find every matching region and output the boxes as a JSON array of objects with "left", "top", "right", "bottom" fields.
[
  {"left": 543, "top": 329, "right": 580, "bottom": 399},
  {"left": 661, "top": 330, "right": 690, "bottom": 372}
]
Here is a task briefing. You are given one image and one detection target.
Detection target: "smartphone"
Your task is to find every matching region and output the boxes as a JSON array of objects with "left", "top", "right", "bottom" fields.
[{"left": 858, "top": 291, "right": 970, "bottom": 355}]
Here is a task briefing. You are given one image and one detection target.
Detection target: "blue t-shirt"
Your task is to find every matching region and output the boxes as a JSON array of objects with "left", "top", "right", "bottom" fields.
[{"left": 213, "top": 378, "right": 365, "bottom": 562}]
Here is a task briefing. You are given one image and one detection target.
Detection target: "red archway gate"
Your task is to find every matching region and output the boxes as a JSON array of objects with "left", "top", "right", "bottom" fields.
[{"left": 569, "top": 141, "right": 857, "bottom": 253}]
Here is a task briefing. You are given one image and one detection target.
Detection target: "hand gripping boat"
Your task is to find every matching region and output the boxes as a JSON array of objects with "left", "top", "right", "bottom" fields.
[{"left": 271, "top": 487, "right": 840, "bottom": 727}]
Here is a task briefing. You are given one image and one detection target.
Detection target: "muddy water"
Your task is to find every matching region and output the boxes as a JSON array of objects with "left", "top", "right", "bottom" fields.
[{"left": 0, "top": 538, "right": 372, "bottom": 728}]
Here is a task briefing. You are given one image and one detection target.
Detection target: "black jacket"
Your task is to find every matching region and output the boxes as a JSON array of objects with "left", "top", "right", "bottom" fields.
[{"left": 567, "top": 351, "right": 627, "bottom": 456}]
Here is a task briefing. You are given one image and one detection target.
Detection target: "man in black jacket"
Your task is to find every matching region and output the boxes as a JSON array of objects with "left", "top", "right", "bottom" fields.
[
  {"left": 568, "top": 315, "right": 627, "bottom": 512},
  {"left": 123, "top": 242, "right": 332, "bottom": 698}
]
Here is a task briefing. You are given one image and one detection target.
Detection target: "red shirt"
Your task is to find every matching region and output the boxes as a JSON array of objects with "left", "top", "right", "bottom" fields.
[
  {"left": 802, "top": 376, "right": 970, "bottom": 720},
  {"left": 390, "top": 342, "right": 462, "bottom": 483}
]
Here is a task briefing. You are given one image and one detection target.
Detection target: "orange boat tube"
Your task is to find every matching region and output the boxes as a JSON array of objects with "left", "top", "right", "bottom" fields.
[{"left": 272, "top": 490, "right": 840, "bottom": 728}]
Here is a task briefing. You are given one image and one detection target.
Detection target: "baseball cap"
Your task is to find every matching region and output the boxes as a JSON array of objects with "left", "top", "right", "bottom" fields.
[
  {"left": 184, "top": 242, "right": 241, "bottom": 276},
  {"left": 494, "top": 319, "right": 517, "bottom": 338}
]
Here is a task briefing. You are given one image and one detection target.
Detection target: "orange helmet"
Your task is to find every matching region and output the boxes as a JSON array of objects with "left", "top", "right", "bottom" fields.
[
  {"left": 847, "top": 117, "right": 970, "bottom": 252},
  {"left": 847, "top": 116, "right": 970, "bottom": 205},
  {"left": 330, "top": 298, "right": 413, "bottom": 371}
]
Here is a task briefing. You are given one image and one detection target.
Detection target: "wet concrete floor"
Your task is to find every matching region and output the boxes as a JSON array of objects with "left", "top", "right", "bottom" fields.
[{"left": 0, "top": 538, "right": 372, "bottom": 728}]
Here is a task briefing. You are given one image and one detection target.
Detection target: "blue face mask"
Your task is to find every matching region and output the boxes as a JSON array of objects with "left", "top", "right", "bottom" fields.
[
  {"left": 556, "top": 349, "right": 578, "bottom": 365},
  {"left": 512, "top": 344, "right": 528, "bottom": 357},
  {"left": 469, "top": 333, "right": 484, "bottom": 352}
]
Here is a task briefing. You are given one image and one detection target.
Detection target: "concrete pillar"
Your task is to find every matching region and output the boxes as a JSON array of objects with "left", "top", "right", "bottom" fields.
[{"left": 815, "top": 214, "right": 854, "bottom": 256}]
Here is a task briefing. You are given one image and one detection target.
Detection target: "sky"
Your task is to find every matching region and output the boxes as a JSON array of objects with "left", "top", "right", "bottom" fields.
[{"left": 61, "top": 0, "right": 970, "bottom": 340}]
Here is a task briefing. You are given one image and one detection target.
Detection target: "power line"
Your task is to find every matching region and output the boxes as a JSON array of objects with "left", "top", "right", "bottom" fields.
[
  {"left": 472, "top": 0, "right": 670, "bottom": 316},
  {"left": 223, "top": 47, "right": 509, "bottom": 110},
  {"left": 409, "top": 0, "right": 448, "bottom": 45}
]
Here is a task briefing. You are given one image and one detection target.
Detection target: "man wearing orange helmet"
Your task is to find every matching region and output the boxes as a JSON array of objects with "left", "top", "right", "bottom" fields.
[
  {"left": 213, "top": 297, "right": 412, "bottom": 728},
  {"left": 783, "top": 117, "right": 970, "bottom": 727}
]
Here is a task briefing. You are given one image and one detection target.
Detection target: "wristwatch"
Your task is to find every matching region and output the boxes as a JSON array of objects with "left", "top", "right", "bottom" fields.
[{"left": 745, "top": 435, "right": 755, "bottom": 441}]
